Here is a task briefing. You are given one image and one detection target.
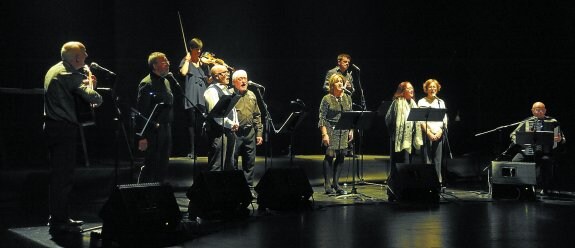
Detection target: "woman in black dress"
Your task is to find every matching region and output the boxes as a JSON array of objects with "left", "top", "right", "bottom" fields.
[{"left": 319, "top": 73, "right": 353, "bottom": 195}]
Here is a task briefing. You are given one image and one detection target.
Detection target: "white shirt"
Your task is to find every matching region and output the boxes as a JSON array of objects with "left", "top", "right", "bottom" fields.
[
  {"left": 417, "top": 97, "right": 448, "bottom": 134},
  {"left": 204, "top": 83, "right": 238, "bottom": 129}
]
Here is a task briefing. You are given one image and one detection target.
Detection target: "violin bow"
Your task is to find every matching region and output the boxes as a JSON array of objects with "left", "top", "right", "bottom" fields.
[{"left": 177, "top": 11, "right": 188, "bottom": 53}]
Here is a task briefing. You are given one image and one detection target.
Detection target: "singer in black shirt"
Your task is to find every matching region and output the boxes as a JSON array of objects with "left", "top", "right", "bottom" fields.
[
  {"left": 323, "top": 53, "right": 354, "bottom": 94},
  {"left": 136, "top": 52, "right": 174, "bottom": 183}
]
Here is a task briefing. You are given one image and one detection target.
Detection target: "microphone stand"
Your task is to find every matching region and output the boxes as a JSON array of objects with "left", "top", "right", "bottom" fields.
[
  {"left": 445, "top": 127, "right": 454, "bottom": 159},
  {"left": 111, "top": 89, "right": 135, "bottom": 185},
  {"left": 168, "top": 73, "right": 210, "bottom": 182},
  {"left": 103, "top": 73, "right": 135, "bottom": 185},
  {"left": 354, "top": 66, "right": 368, "bottom": 183},
  {"left": 253, "top": 86, "right": 276, "bottom": 170},
  {"left": 474, "top": 120, "right": 524, "bottom": 172},
  {"left": 167, "top": 74, "right": 207, "bottom": 172}
]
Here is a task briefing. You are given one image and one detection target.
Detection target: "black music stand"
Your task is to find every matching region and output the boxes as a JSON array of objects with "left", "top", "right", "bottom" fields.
[
  {"left": 407, "top": 108, "right": 447, "bottom": 123},
  {"left": 134, "top": 103, "right": 165, "bottom": 137},
  {"left": 334, "top": 111, "right": 376, "bottom": 200},
  {"left": 276, "top": 111, "right": 307, "bottom": 166},
  {"left": 407, "top": 107, "right": 447, "bottom": 147},
  {"left": 402, "top": 107, "right": 447, "bottom": 189},
  {"left": 377, "top": 100, "right": 392, "bottom": 117},
  {"left": 206, "top": 94, "right": 241, "bottom": 168},
  {"left": 516, "top": 131, "right": 554, "bottom": 153}
]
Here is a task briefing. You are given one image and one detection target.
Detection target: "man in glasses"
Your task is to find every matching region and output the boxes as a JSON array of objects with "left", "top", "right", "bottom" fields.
[
  {"left": 204, "top": 65, "right": 239, "bottom": 171},
  {"left": 135, "top": 52, "right": 174, "bottom": 183},
  {"left": 509, "top": 102, "right": 566, "bottom": 195}
]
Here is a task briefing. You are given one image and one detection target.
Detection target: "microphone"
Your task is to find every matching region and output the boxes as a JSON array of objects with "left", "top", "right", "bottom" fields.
[
  {"left": 351, "top": 64, "right": 360, "bottom": 71},
  {"left": 435, "top": 96, "right": 443, "bottom": 108},
  {"left": 248, "top": 81, "right": 265, "bottom": 90},
  {"left": 166, "top": 72, "right": 182, "bottom": 87},
  {"left": 343, "top": 88, "right": 352, "bottom": 95},
  {"left": 90, "top": 62, "right": 116, "bottom": 76}
]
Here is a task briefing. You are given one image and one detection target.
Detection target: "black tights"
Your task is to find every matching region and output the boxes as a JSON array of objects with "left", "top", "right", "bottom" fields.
[{"left": 323, "top": 150, "right": 345, "bottom": 190}]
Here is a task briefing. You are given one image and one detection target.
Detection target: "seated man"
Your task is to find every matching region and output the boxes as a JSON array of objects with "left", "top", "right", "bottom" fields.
[{"left": 508, "top": 102, "right": 566, "bottom": 194}]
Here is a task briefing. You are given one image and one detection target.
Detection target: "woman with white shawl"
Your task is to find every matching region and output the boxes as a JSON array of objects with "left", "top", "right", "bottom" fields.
[{"left": 385, "top": 81, "right": 423, "bottom": 169}]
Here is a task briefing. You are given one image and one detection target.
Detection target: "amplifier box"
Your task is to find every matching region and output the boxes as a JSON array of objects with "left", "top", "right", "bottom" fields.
[{"left": 491, "top": 161, "right": 536, "bottom": 185}]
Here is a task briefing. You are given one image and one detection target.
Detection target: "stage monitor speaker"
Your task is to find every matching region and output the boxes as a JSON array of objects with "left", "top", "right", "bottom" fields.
[
  {"left": 490, "top": 161, "right": 536, "bottom": 200},
  {"left": 255, "top": 167, "right": 314, "bottom": 210},
  {"left": 186, "top": 170, "right": 252, "bottom": 219},
  {"left": 99, "top": 183, "right": 182, "bottom": 246},
  {"left": 387, "top": 163, "right": 440, "bottom": 202}
]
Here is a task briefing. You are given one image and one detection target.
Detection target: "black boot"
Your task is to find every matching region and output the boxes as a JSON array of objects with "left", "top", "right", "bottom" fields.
[
  {"left": 332, "top": 163, "right": 346, "bottom": 195},
  {"left": 323, "top": 157, "right": 334, "bottom": 194}
]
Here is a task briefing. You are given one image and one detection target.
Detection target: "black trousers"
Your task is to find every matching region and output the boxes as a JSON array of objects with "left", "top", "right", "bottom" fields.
[
  {"left": 207, "top": 125, "right": 236, "bottom": 171},
  {"left": 234, "top": 127, "right": 257, "bottom": 186},
  {"left": 423, "top": 139, "right": 443, "bottom": 183},
  {"left": 141, "top": 123, "right": 172, "bottom": 183},
  {"left": 187, "top": 107, "right": 205, "bottom": 156},
  {"left": 44, "top": 120, "right": 78, "bottom": 223},
  {"left": 512, "top": 152, "right": 554, "bottom": 190}
]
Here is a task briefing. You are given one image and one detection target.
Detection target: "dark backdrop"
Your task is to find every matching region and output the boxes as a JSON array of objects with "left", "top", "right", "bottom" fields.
[{"left": 1, "top": 0, "right": 574, "bottom": 171}]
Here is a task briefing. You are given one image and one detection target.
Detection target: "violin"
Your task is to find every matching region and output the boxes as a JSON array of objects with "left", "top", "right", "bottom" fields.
[
  {"left": 75, "top": 65, "right": 97, "bottom": 125},
  {"left": 200, "top": 52, "right": 234, "bottom": 71},
  {"left": 83, "top": 65, "right": 97, "bottom": 107}
]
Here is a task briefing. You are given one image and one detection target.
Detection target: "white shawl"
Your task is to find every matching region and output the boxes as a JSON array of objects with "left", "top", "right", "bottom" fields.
[{"left": 394, "top": 98, "right": 423, "bottom": 153}]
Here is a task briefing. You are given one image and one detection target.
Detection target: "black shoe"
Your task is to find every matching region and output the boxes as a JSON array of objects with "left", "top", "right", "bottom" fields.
[
  {"left": 345, "top": 151, "right": 356, "bottom": 157},
  {"left": 49, "top": 223, "right": 83, "bottom": 235},
  {"left": 335, "top": 188, "right": 347, "bottom": 195},
  {"left": 48, "top": 218, "right": 84, "bottom": 227},
  {"left": 325, "top": 188, "right": 335, "bottom": 194},
  {"left": 187, "top": 153, "right": 196, "bottom": 159},
  {"left": 333, "top": 186, "right": 347, "bottom": 195}
]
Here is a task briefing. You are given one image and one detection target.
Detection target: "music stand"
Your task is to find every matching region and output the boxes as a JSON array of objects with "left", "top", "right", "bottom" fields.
[
  {"left": 516, "top": 131, "right": 554, "bottom": 153},
  {"left": 206, "top": 94, "right": 241, "bottom": 169},
  {"left": 401, "top": 107, "right": 447, "bottom": 190},
  {"left": 276, "top": 111, "right": 307, "bottom": 166},
  {"left": 134, "top": 103, "right": 165, "bottom": 137},
  {"left": 377, "top": 100, "right": 392, "bottom": 117},
  {"left": 407, "top": 107, "right": 447, "bottom": 146},
  {"left": 334, "top": 111, "right": 376, "bottom": 200},
  {"left": 407, "top": 108, "right": 447, "bottom": 122}
]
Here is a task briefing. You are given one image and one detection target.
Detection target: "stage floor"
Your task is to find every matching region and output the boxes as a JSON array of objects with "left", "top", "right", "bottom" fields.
[{"left": 2, "top": 155, "right": 575, "bottom": 247}]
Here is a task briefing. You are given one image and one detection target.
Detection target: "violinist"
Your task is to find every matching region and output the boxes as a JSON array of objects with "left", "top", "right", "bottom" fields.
[
  {"left": 179, "top": 38, "right": 210, "bottom": 159},
  {"left": 43, "top": 41, "right": 102, "bottom": 235}
]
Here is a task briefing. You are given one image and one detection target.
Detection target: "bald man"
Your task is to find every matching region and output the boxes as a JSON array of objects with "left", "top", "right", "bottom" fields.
[
  {"left": 509, "top": 102, "right": 566, "bottom": 195},
  {"left": 204, "top": 65, "right": 239, "bottom": 171},
  {"left": 44, "top": 41, "right": 103, "bottom": 235}
]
